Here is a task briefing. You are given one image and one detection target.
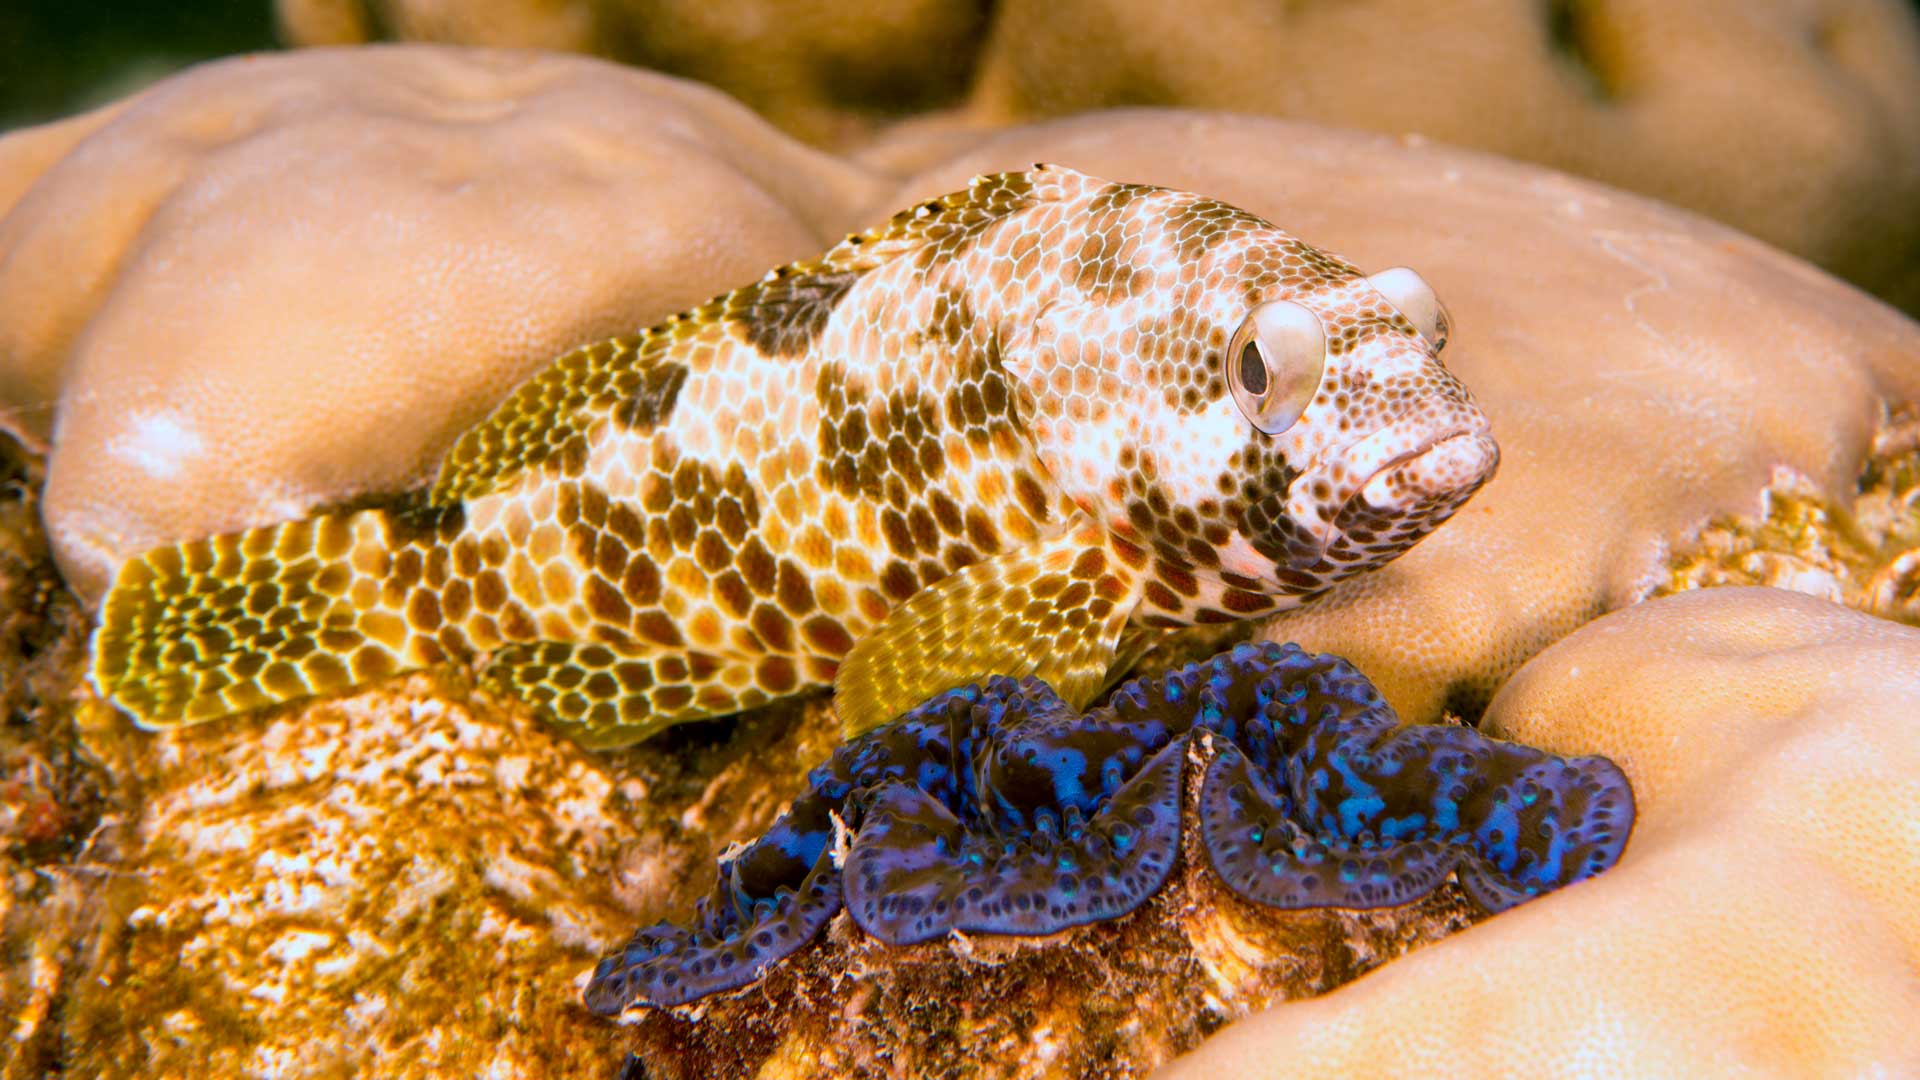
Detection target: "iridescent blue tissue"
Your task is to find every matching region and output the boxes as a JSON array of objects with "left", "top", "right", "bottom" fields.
[{"left": 584, "top": 641, "right": 1634, "bottom": 1015}]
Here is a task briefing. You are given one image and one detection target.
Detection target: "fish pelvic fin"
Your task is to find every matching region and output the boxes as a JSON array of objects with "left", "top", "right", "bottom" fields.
[
  {"left": 481, "top": 641, "right": 781, "bottom": 750},
  {"left": 832, "top": 515, "right": 1143, "bottom": 738},
  {"left": 90, "top": 496, "right": 467, "bottom": 728}
]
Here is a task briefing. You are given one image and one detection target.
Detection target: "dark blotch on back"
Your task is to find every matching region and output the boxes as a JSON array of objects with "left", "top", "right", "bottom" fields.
[
  {"left": 317, "top": 489, "right": 467, "bottom": 547},
  {"left": 739, "top": 268, "right": 864, "bottom": 358},
  {"left": 613, "top": 360, "right": 689, "bottom": 431},
  {"left": 1073, "top": 183, "right": 1157, "bottom": 301},
  {"left": 1168, "top": 197, "right": 1267, "bottom": 262}
]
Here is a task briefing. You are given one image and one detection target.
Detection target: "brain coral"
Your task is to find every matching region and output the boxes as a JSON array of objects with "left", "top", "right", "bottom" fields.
[
  {"left": 1162, "top": 588, "right": 1920, "bottom": 1078},
  {"left": 864, "top": 109, "right": 1920, "bottom": 726},
  {"left": 586, "top": 642, "right": 1631, "bottom": 1017},
  {"left": 0, "top": 46, "right": 880, "bottom": 604}
]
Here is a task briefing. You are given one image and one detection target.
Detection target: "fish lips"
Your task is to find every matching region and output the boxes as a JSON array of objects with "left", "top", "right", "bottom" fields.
[
  {"left": 1281, "top": 421, "right": 1500, "bottom": 569},
  {"left": 1354, "top": 429, "right": 1500, "bottom": 512}
]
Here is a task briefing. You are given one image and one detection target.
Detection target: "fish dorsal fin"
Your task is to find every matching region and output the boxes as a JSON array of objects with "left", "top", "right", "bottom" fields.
[
  {"left": 833, "top": 513, "right": 1145, "bottom": 738},
  {"left": 430, "top": 166, "right": 1094, "bottom": 505}
]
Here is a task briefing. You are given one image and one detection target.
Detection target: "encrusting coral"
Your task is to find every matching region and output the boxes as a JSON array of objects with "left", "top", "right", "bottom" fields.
[
  {"left": 970, "top": 0, "right": 1920, "bottom": 313},
  {"left": 281, "top": 0, "right": 1920, "bottom": 312},
  {"left": 277, "top": 0, "right": 990, "bottom": 146},
  {"left": 588, "top": 642, "right": 1632, "bottom": 1077}
]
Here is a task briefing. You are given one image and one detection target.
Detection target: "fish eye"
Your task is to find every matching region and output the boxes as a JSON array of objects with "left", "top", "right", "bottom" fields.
[
  {"left": 1224, "top": 300, "right": 1326, "bottom": 435},
  {"left": 1366, "top": 266, "right": 1451, "bottom": 351},
  {"left": 1238, "top": 341, "right": 1268, "bottom": 396}
]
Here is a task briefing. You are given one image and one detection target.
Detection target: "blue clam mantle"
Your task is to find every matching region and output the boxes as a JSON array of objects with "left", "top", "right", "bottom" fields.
[{"left": 585, "top": 642, "right": 1633, "bottom": 1014}]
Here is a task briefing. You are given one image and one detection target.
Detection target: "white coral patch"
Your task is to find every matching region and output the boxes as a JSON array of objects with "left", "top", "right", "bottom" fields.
[
  {"left": 106, "top": 410, "right": 205, "bottom": 479},
  {"left": 265, "top": 929, "right": 337, "bottom": 965}
]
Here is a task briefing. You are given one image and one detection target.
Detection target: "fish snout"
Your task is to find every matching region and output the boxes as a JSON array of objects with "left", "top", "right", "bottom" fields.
[{"left": 1281, "top": 402, "right": 1498, "bottom": 568}]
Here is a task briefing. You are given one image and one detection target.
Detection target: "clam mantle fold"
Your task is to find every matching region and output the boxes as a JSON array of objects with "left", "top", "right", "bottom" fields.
[{"left": 585, "top": 642, "right": 1633, "bottom": 1014}]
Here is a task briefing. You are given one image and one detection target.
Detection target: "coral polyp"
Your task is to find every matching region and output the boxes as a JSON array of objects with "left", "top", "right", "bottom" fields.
[{"left": 586, "top": 642, "right": 1633, "bottom": 1016}]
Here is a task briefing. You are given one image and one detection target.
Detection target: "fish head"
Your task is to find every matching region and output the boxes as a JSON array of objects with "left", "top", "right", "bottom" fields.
[
  {"left": 1214, "top": 257, "right": 1499, "bottom": 597},
  {"left": 1008, "top": 181, "right": 1498, "bottom": 616}
]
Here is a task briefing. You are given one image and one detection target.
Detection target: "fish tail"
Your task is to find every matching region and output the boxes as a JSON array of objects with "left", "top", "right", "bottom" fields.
[{"left": 92, "top": 499, "right": 465, "bottom": 727}]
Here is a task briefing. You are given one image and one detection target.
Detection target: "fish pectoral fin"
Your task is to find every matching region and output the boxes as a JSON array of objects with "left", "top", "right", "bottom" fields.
[{"left": 832, "top": 518, "right": 1143, "bottom": 738}]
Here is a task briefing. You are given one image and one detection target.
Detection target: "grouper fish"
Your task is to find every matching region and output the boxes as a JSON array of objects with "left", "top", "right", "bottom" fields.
[{"left": 90, "top": 166, "right": 1499, "bottom": 744}]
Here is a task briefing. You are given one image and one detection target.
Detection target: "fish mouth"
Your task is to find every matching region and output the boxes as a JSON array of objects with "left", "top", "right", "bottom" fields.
[
  {"left": 1349, "top": 429, "right": 1500, "bottom": 513},
  {"left": 1284, "top": 417, "right": 1499, "bottom": 563}
]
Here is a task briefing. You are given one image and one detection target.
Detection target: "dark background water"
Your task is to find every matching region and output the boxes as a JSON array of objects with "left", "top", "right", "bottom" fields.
[
  {"left": 1, "top": 0, "right": 278, "bottom": 131},
  {"left": 9, "top": 0, "right": 1920, "bottom": 135}
]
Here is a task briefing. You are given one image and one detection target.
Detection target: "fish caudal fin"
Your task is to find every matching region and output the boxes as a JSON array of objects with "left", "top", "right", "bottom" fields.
[{"left": 91, "top": 502, "right": 464, "bottom": 728}]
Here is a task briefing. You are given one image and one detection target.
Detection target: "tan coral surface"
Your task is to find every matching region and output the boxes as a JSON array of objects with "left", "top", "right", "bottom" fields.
[
  {"left": 973, "top": 0, "right": 1920, "bottom": 312},
  {"left": 868, "top": 109, "right": 1920, "bottom": 724},
  {"left": 1160, "top": 587, "right": 1920, "bottom": 1078},
  {"left": 277, "top": 0, "right": 1920, "bottom": 312},
  {"left": 277, "top": 0, "right": 992, "bottom": 146},
  {"left": 0, "top": 46, "right": 881, "bottom": 603}
]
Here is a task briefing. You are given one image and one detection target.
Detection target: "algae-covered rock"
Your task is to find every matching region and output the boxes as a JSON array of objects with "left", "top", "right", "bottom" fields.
[
  {"left": 60, "top": 677, "right": 843, "bottom": 1078},
  {"left": 1658, "top": 404, "right": 1920, "bottom": 625},
  {"left": 0, "top": 440, "right": 101, "bottom": 1080}
]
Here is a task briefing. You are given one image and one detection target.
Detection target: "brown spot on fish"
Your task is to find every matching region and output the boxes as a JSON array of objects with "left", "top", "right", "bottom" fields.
[
  {"left": 750, "top": 604, "right": 794, "bottom": 651},
  {"left": 612, "top": 360, "right": 688, "bottom": 431},
  {"left": 756, "top": 655, "right": 798, "bottom": 694},
  {"left": 801, "top": 615, "right": 854, "bottom": 657},
  {"left": 776, "top": 560, "right": 815, "bottom": 615},
  {"left": 584, "top": 576, "right": 631, "bottom": 624},
  {"left": 636, "top": 611, "right": 682, "bottom": 648},
  {"left": 738, "top": 268, "right": 862, "bottom": 357}
]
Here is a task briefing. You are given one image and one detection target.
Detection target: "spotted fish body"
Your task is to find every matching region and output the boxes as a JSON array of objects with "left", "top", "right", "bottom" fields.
[{"left": 92, "top": 166, "right": 1498, "bottom": 744}]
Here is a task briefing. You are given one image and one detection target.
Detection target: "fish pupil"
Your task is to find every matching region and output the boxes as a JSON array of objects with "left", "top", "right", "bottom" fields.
[{"left": 1239, "top": 342, "right": 1268, "bottom": 397}]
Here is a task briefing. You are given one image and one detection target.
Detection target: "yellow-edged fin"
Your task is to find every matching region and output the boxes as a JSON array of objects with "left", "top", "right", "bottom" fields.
[
  {"left": 91, "top": 499, "right": 464, "bottom": 727},
  {"left": 833, "top": 516, "right": 1144, "bottom": 737},
  {"left": 431, "top": 168, "right": 1072, "bottom": 505}
]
